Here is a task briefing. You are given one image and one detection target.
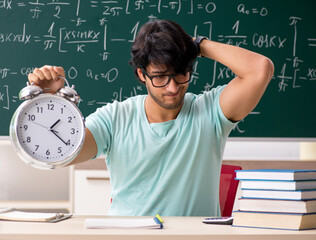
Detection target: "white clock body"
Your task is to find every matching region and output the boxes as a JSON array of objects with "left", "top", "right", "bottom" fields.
[{"left": 10, "top": 93, "right": 85, "bottom": 170}]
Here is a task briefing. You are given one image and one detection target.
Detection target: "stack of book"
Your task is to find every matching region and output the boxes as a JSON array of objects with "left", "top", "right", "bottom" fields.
[{"left": 232, "top": 169, "right": 316, "bottom": 230}]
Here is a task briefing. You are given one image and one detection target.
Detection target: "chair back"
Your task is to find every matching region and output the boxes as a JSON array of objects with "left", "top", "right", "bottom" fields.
[{"left": 219, "top": 164, "right": 242, "bottom": 216}]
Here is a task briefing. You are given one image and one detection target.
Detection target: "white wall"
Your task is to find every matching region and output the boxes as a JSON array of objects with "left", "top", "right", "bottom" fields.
[
  {"left": 223, "top": 140, "right": 300, "bottom": 160},
  {"left": 0, "top": 139, "right": 301, "bottom": 201},
  {"left": 0, "top": 139, "right": 69, "bottom": 201}
]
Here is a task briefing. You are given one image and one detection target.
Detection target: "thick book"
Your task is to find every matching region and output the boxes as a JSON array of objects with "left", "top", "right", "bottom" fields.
[
  {"left": 238, "top": 198, "right": 316, "bottom": 213},
  {"left": 241, "top": 189, "right": 316, "bottom": 200},
  {"left": 235, "top": 169, "right": 316, "bottom": 181},
  {"left": 232, "top": 211, "right": 316, "bottom": 230},
  {"left": 0, "top": 208, "right": 71, "bottom": 223},
  {"left": 85, "top": 217, "right": 163, "bottom": 229},
  {"left": 240, "top": 179, "right": 316, "bottom": 190}
]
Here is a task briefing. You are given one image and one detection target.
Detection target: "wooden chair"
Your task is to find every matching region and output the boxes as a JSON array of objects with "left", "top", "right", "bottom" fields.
[{"left": 219, "top": 164, "right": 242, "bottom": 217}]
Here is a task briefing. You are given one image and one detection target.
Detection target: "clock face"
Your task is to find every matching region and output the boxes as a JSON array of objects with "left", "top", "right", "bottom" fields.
[{"left": 14, "top": 94, "right": 84, "bottom": 165}]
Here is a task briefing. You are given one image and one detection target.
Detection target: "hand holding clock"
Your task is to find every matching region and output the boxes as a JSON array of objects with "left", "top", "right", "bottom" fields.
[
  {"left": 11, "top": 65, "right": 97, "bottom": 169},
  {"left": 28, "top": 65, "right": 66, "bottom": 94}
]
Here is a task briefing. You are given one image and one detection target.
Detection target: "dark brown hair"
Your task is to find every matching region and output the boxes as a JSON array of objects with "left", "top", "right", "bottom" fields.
[{"left": 129, "top": 20, "right": 198, "bottom": 84}]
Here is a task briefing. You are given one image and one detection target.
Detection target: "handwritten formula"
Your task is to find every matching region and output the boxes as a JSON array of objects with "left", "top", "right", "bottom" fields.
[{"left": 0, "top": 0, "right": 315, "bottom": 138}]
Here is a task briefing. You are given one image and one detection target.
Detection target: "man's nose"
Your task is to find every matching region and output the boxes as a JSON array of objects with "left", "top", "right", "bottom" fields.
[{"left": 165, "top": 77, "right": 180, "bottom": 92}]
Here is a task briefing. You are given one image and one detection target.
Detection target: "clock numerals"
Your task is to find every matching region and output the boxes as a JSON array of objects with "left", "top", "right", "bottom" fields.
[
  {"left": 14, "top": 95, "right": 84, "bottom": 164},
  {"left": 32, "top": 145, "right": 64, "bottom": 155},
  {"left": 36, "top": 104, "right": 63, "bottom": 114},
  {"left": 47, "top": 103, "right": 55, "bottom": 111},
  {"left": 28, "top": 114, "right": 35, "bottom": 121},
  {"left": 37, "top": 107, "right": 43, "bottom": 113}
]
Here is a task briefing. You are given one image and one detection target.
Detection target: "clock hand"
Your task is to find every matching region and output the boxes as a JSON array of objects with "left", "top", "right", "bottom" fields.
[
  {"left": 29, "top": 121, "right": 49, "bottom": 130},
  {"left": 50, "top": 129, "right": 69, "bottom": 146},
  {"left": 50, "top": 119, "right": 61, "bottom": 130}
]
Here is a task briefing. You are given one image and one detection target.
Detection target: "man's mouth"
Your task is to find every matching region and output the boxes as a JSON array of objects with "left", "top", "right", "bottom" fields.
[{"left": 165, "top": 91, "right": 180, "bottom": 97}]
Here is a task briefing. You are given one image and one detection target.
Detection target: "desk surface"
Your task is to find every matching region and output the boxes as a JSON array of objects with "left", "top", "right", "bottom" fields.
[{"left": 1, "top": 216, "right": 316, "bottom": 240}]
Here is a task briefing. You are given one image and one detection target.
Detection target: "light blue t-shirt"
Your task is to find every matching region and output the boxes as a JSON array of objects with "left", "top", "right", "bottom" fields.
[{"left": 85, "top": 85, "right": 237, "bottom": 216}]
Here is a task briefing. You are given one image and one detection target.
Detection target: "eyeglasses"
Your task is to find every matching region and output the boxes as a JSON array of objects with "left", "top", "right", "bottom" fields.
[{"left": 142, "top": 69, "right": 192, "bottom": 88}]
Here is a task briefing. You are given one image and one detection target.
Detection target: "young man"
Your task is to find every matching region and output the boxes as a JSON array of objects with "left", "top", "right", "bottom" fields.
[{"left": 28, "top": 20, "right": 274, "bottom": 216}]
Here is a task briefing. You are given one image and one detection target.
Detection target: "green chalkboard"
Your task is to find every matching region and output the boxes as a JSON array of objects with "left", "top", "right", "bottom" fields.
[{"left": 0, "top": 0, "right": 315, "bottom": 138}]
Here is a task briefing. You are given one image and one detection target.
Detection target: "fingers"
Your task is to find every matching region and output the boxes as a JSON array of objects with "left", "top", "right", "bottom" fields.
[
  {"left": 54, "top": 66, "right": 66, "bottom": 78},
  {"left": 28, "top": 65, "right": 65, "bottom": 84},
  {"left": 27, "top": 65, "right": 66, "bottom": 93},
  {"left": 28, "top": 72, "right": 40, "bottom": 85}
]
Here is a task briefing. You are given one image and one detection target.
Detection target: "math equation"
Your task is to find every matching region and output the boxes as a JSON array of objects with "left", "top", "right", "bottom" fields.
[{"left": 0, "top": 0, "right": 315, "bottom": 137}]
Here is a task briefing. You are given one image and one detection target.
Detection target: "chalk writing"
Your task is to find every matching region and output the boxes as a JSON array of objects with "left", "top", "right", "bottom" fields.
[
  {"left": 0, "top": 0, "right": 315, "bottom": 137},
  {"left": 0, "top": 85, "right": 9, "bottom": 110},
  {"left": 237, "top": 3, "right": 268, "bottom": 17}
]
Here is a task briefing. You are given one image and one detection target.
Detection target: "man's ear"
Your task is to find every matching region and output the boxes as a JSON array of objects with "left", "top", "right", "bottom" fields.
[{"left": 137, "top": 68, "right": 146, "bottom": 83}]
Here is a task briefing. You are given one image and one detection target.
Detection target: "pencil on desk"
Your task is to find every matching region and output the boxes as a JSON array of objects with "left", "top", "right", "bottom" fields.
[{"left": 156, "top": 214, "right": 164, "bottom": 223}]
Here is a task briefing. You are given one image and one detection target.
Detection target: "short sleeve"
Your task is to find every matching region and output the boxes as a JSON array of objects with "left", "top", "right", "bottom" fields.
[
  {"left": 85, "top": 103, "right": 115, "bottom": 159},
  {"left": 201, "top": 85, "right": 239, "bottom": 138}
]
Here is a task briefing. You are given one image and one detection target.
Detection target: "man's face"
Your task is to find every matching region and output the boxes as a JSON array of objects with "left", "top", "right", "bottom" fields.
[{"left": 139, "top": 64, "right": 189, "bottom": 110}]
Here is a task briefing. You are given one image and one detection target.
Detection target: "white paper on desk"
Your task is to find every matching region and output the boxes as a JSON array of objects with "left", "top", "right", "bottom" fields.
[
  {"left": 0, "top": 210, "right": 61, "bottom": 221},
  {"left": 85, "top": 218, "right": 162, "bottom": 229}
]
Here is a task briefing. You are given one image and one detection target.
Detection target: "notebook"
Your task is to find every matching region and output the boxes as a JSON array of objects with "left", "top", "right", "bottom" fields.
[
  {"left": 85, "top": 217, "right": 163, "bottom": 229},
  {"left": 0, "top": 207, "right": 72, "bottom": 223}
]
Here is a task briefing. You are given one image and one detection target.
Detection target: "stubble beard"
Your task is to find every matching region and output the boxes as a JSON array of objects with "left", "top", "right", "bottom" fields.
[{"left": 147, "top": 86, "right": 185, "bottom": 110}]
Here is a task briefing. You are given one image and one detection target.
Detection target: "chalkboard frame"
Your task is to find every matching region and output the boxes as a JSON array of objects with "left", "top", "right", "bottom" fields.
[{"left": 0, "top": 0, "right": 315, "bottom": 139}]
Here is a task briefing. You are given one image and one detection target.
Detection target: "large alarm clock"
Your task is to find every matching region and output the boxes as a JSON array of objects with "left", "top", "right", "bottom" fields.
[{"left": 10, "top": 79, "right": 85, "bottom": 170}]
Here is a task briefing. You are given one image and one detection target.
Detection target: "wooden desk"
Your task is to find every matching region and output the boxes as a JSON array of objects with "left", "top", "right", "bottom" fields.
[{"left": 1, "top": 216, "right": 316, "bottom": 240}]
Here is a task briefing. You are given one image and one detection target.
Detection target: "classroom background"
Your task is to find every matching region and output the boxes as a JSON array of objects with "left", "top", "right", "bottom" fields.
[{"left": 0, "top": 0, "right": 315, "bottom": 213}]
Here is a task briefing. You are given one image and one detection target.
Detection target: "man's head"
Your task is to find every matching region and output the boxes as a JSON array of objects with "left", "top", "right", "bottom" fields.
[
  {"left": 130, "top": 19, "right": 198, "bottom": 84},
  {"left": 130, "top": 20, "right": 198, "bottom": 110}
]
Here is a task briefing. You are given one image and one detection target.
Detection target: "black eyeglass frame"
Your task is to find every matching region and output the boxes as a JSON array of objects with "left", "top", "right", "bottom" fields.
[{"left": 142, "top": 69, "right": 192, "bottom": 88}]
